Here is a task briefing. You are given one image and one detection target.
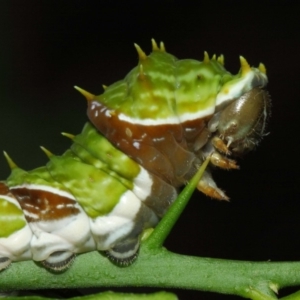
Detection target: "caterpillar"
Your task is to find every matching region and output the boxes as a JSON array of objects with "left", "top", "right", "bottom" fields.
[{"left": 0, "top": 39, "right": 271, "bottom": 272}]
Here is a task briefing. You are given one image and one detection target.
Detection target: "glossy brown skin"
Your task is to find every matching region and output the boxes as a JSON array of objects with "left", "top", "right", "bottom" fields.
[
  {"left": 10, "top": 188, "right": 80, "bottom": 222},
  {"left": 87, "top": 100, "right": 211, "bottom": 187},
  {"left": 0, "top": 182, "right": 9, "bottom": 195},
  {"left": 217, "top": 87, "right": 271, "bottom": 155}
]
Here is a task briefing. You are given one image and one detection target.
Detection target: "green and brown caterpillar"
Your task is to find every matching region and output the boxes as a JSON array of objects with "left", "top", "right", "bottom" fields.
[{"left": 0, "top": 39, "right": 271, "bottom": 272}]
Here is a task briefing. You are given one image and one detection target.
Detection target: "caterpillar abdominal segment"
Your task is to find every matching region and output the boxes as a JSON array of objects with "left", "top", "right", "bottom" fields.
[{"left": 0, "top": 39, "right": 271, "bottom": 272}]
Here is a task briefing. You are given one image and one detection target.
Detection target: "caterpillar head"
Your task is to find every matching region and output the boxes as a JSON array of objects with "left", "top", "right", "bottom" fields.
[{"left": 217, "top": 87, "right": 271, "bottom": 155}]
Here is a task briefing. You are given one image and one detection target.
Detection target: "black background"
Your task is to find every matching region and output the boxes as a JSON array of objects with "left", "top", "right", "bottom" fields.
[{"left": 0, "top": 1, "right": 299, "bottom": 299}]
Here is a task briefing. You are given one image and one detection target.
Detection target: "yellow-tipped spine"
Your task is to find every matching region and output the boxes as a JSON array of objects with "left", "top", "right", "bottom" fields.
[
  {"left": 151, "top": 38, "right": 159, "bottom": 51},
  {"left": 74, "top": 86, "right": 95, "bottom": 101},
  {"left": 203, "top": 51, "right": 210, "bottom": 63},
  {"left": 61, "top": 132, "right": 75, "bottom": 140},
  {"left": 134, "top": 43, "right": 147, "bottom": 61},
  {"left": 217, "top": 54, "right": 224, "bottom": 66},
  {"left": 3, "top": 151, "right": 18, "bottom": 170},
  {"left": 40, "top": 146, "right": 54, "bottom": 158},
  {"left": 258, "top": 62, "right": 267, "bottom": 75},
  {"left": 138, "top": 64, "right": 146, "bottom": 80},
  {"left": 159, "top": 41, "right": 165, "bottom": 52},
  {"left": 239, "top": 56, "right": 251, "bottom": 76}
]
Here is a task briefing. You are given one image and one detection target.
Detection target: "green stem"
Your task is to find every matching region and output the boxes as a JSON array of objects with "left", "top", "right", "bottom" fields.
[
  {"left": 2, "top": 249, "right": 300, "bottom": 299},
  {"left": 4, "top": 291, "right": 177, "bottom": 300},
  {"left": 144, "top": 156, "right": 210, "bottom": 249},
  {"left": 280, "top": 290, "right": 300, "bottom": 300}
]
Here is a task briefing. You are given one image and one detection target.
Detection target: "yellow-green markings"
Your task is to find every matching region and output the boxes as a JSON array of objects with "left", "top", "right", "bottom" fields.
[
  {"left": 0, "top": 198, "right": 26, "bottom": 238},
  {"left": 6, "top": 165, "right": 71, "bottom": 193},
  {"left": 46, "top": 154, "right": 129, "bottom": 218},
  {"left": 93, "top": 51, "right": 236, "bottom": 120},
  {"left": 73, "top": 123, "right": 140, "bottom": 181}
]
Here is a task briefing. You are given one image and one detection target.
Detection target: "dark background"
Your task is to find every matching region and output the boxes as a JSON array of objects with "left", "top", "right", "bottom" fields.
[{"left": 0, "top": 1, "right": 299, "bottom": 299}]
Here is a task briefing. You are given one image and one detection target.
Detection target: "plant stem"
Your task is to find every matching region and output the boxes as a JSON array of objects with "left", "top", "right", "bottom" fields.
[
  {"left": 144, "top": 156, "right": 211, "bottom": 249},
  {"left": 3, "top": 291, "right": 178, "bottom": 300},
  {"left": 2, "top": 249, "right": 300, "bottom": 299}
]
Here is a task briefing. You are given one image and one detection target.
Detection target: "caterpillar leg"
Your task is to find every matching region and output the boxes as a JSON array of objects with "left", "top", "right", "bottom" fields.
[
  {"left": 106, "top": 237, "right": 140, "bottom": 266},
  {"left": 210, "top": 152, "right": 239, "bottom": 170},
  {"left": 0, "top": 257, "right": 11, "bottom": 271},
  {"left": 41, "top": 251, "right": 75, "bottom": 272},
  {"left": 197, "top": 170, "right": 229, "bottom": 201},
  {"left": 211, "top": 136, "right": 231, "bottom": 155}
]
